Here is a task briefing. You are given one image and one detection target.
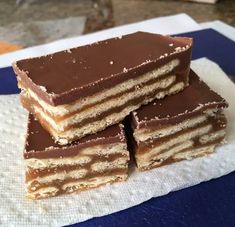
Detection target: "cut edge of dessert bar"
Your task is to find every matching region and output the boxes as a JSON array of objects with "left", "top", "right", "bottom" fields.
[
  {"left": 130, "top": 69, "right": 228, "bottom": 171},
  {"left": 13, "top": 31, "right": 192, "bottom": 144},
  {"left": 24, "top": 114, "right": 130, "bottom": 199},
  {"left": 13, "top": 32, "right": 192, "bottom": 106}
]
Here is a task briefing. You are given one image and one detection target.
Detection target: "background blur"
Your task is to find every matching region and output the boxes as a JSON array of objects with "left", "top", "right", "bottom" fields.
[{"left": 0, "top": 0, "right": 235, "bottom": 51}]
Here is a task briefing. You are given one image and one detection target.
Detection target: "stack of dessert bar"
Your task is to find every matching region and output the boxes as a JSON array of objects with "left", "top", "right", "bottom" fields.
[
  {"left": 131, "top": 70, "right": 228, "bottom": 170},
  {"left": 13, "top": 31, "right": 228, "bottom": 199}
]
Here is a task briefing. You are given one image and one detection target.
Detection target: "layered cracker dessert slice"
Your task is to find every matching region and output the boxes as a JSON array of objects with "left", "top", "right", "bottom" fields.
[
  {"left": 13, "top": 31, "right": 192, "bottom": 145},
  {"left": 25, "top": 115, "right": 129, "bottom": 199},
  {"left": 130, "top": 70, "right": 228, "bottom": 171}
]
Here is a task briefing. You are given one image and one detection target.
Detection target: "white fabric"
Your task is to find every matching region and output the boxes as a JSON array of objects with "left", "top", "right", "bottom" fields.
[
  {"left": 0, "top": 58, "right": 234, "bottom": 226},
  {"left": 0, "top": 13, "right": 200, "bottom": 68}
]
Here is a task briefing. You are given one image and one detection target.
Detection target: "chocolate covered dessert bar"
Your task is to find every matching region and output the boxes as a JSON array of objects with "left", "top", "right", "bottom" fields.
[
  {"left": 131, "top": 70, "right": 228, "bottom": 171},
  {"left": 13, "top": 32, "right": 192, "bottom": 144},
  {"left": 25, "top": 115, "right": 129, "bottom": 199}
]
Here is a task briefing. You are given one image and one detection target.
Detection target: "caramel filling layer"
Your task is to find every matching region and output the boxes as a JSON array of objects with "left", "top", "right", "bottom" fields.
[
  {"left": 28, "top": 168, "right": 128, "bottom": 193},
  {"left": 139, "top": 136, "right": 225, "bottom": 171},
  {"left": 22, "top": 77, "right": 185, "bottom": 136},
  {"left": 136, "top": 114, "right": 227, "bottom": 154},
  {"left": 26, "top": 152, "right": 128, "bottom": 180},
  {"left": 24, "top": 71, "right": 180, "bottom": 122},
  {"left": 22, "top": 74, "right": 178, "bottom": 127}
]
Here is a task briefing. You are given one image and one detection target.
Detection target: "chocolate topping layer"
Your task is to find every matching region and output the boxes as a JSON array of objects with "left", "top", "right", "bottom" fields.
[
  {"left": 25, "top": 114, "right": 126, "bottom": 159},
  {"left": 132, "top": 70, "right": 228, "bottom": 129},
  {"left": 13, "top": 31, "right": 192, "bottom": 105}
]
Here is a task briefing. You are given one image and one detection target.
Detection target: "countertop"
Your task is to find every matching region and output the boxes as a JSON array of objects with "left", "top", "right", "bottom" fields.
[{"left": 0, "top": 0, "right": 234, "bottom": 48}]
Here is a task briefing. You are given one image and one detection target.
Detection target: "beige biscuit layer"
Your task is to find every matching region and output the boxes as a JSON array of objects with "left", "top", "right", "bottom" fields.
[
  {"left": 27, "top": 174, "right": 127, "bottom": 199},
  {"left": 27, "top": 59, "right": 180, "bottom": 116},
  {"left": 26, "top": 141, "right": 130, "bottom": 199},
  {"left": 173, "top": 145, "right": 215, "bottom": 160},
  {"left": 27, "top": 157, "right": 128, "bottom": 187},
  {"left": 33, "top": 75, "right": 177, "bottom": 132},
  {"left": 134, "top": 115, "right": 208, "bottom": 142},
  {"left": 62, "top": 174, "right": 127, "bottom": 192},
  {"left": 52, "top": 81, "right": 185, "bottom": 144},
  {"left": 91, "top": 158, "right": 128, "bottom": 172},
  {"left": 27, "top": 186, "right": 60, "bottom": 199},
  {"left": 199, "top": 130, "right": 226, "bottom": 144},
  {"left": 156, "top": 140, "right": 194, "bottom": 160},
  {"left": 139, "top": 145, "right": 216, "bottom": 171},
  {"left": 137, "top": 141, "right": 194, "bottom": 169},
  {"left": 26, "top": 155, "right": 91, "bottom": 170},
  {"left": 28, "top": 169, "right": 88, "bottom": 186},
  {"left": 26, "top": 143, "right": 128, "bottom": 169},
  {"left": 136, "top": 129, "right": 226, "bottom": 170},
  {"left": 137, "top": 124, "right": 213, "bottom": 160}
]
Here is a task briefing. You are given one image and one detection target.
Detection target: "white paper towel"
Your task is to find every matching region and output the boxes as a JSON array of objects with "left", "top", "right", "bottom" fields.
[{"left": 0, "top": 58, "right": 235, "bottom": 227}]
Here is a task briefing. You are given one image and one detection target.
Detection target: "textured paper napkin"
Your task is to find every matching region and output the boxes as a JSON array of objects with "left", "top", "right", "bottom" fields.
[{"left": 0, "top": 58, "right": 235, "bottom": 227}]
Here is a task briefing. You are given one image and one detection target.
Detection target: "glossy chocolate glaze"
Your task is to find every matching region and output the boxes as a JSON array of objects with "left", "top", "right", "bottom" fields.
[
  {"left": 13, "top": 32, "right": 192, "bottom": 106},
  {"left": 25, "top": 114, "right": 126, "bottom": 159},
  {"left": 132, "top": 70, "right": 228, "bottom": 130}
]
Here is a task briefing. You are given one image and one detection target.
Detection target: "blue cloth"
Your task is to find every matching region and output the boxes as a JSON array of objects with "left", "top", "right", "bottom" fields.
[
  {"left": 74, "top": 172, "right": 235, "bottom": 227},
  {"left": 176, "top": 29, "right": 235, "bottom": 78},
  {"left": 0, "top": 67, "right": 20, "bottom": 94},
  {"left": 0, "top": 29, "right": 234, "bottom": 227}
]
